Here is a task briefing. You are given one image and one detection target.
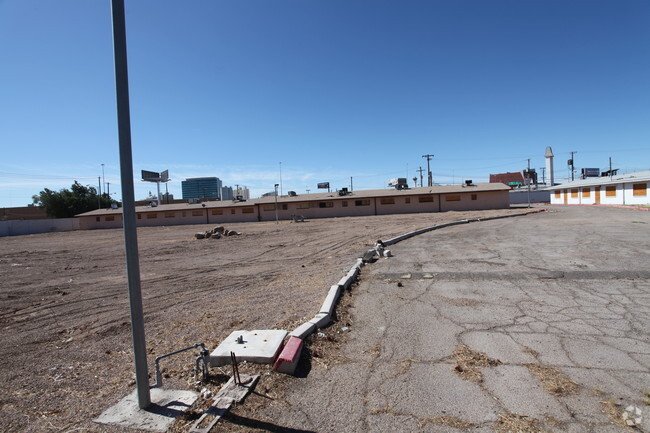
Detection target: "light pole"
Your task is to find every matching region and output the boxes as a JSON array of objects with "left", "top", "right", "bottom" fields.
[
  {"left": 111, "top": 0, "right": 150, "bottom": 409},
  {"left": 101, "top": 163, "right": 105, "bottom": 197},
  {"left": 279, "top": 162, "right": 283, "bottom": 196},
  {"left": 274, "top": 184, "right": 279, "bottom": 224}
]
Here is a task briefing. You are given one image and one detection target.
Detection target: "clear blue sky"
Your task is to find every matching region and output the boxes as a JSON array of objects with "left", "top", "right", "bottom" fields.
[{"left": 1, "top": 0, "right": 649, "bottom": 207}]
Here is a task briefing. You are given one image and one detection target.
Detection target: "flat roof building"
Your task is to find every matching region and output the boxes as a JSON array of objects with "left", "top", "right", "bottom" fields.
[
  {"left": 76, "top": 183, "right": 510, "bottom": 230},
  {"left": 548, "top": 170, "right": 650, "bottom": 206}
]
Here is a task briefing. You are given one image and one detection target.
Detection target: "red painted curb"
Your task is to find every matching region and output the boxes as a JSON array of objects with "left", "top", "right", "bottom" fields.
[{"left": 273, "top": 336, "right": 304, "bottom": 375}]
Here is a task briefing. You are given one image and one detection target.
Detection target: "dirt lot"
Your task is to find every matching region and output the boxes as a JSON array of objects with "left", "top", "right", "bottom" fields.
[{"left": 0, "top": 208, "right": 532, "bottom": 432}]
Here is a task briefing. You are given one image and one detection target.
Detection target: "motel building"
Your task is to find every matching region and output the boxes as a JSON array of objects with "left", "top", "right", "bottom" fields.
[
  {"left": 76, "top": 183, "right": 510, "bottom": 230},
  {"left": 548, "top": 170, "right": 650, "bottom": 207}
]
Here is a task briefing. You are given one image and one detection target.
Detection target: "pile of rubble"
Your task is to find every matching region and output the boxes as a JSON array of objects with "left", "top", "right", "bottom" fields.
[{"left": 194, "top": 226, "right": 241, "bottom": 240}]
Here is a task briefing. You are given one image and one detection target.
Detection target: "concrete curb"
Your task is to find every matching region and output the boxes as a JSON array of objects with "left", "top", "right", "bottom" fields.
[{"left": 281, "top": 208, "right": 548, "bottom": 375}]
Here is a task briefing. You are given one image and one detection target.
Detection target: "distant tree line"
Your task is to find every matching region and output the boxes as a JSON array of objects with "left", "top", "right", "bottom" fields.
[{"left": 32, "top": 181, "right": 116, "bottom": 218}]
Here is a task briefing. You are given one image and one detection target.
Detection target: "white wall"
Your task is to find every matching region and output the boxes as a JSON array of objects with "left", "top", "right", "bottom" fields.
[
  {"left": 623, "top": 182, "right": 649, "bottom": 205},
  {"left": 0, "top": 218, "right": 80, "bottom": 237}
]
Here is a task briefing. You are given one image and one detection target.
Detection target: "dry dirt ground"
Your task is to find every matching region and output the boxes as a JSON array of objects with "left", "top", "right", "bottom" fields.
[{"left": 0, "top": 208, "right": 532, "bottom": 433}]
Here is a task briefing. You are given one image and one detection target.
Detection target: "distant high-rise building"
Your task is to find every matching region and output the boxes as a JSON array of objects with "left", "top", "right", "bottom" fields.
[
  {"left": 182, "top": 177, "right": 222, "bottom": 199},
  {"left": 221, "top": 186, "right": 233, "bottom": 201},
  {"left": 235, "top": 186, "right": 250, "bottom": 200}
]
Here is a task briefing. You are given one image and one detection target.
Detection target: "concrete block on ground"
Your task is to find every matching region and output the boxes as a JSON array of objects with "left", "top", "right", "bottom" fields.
[
  {"left": 309, "top": 312, "right": 331, "bottom": 328},
  {"left": 320, "top": 285, "right": 342, "bottom": 315},
  {"left": 273, "top": 336, "right": 304, "bottom": 375},
  {"left": 95, "top": 388, "right": 198, "bottom": 432},
  {"left": 354, "top": 258, "right": 365, "bottom": 268},
  {"left": 209, "top": 329, "right": 287, "bottom": 367},
  {"left": 289, "top": 321, "right": 316, "bottom": 339}
]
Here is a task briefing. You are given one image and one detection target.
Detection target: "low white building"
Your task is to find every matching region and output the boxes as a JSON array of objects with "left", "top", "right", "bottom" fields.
[{"left": 548, "top": 170, "right": 650, "bottom": 206}]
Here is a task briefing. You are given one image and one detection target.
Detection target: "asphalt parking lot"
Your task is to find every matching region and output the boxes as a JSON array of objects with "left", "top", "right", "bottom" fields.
[{"left": 237, "top": 206, "right": 650, "bottom": 433}]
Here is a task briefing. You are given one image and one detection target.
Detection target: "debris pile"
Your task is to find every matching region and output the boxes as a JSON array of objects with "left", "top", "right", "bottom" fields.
[{"left": 194, "top": 226, "right": 241, "bottom": 240}]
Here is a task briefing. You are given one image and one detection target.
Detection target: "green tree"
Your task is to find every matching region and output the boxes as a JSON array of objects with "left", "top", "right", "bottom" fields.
[{"left": 33, "top": 181, "right": 116, "bottom": 218}]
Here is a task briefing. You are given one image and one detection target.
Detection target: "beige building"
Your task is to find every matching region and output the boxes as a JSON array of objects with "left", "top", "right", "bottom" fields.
[{"left": 76, "top": 183, "right": 510, "bottom": 230}]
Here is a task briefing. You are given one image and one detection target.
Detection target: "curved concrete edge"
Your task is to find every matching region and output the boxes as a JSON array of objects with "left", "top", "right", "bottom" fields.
[
  {"left": 289, "top": 322, "right": 316, "bottom": 340},
  {"left": 308, "top": 312, "right": 331, "bottom": 328},
  {"left": 319, "top": 285, "right": 342, "bottom": 315}
]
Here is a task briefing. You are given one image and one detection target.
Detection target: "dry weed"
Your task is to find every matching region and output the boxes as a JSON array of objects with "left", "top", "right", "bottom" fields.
[
  {"left": 494, "top": 414, "right": 545, "bottom": 433},
  {"left": 525, "top": 363, "right": 579, "bottom": 396},
  {"left": 419, "top": 415, "right": 473, "bottom": 429},
  {"left": 453, "top": 344, "right": 501, "bottom": 383}
]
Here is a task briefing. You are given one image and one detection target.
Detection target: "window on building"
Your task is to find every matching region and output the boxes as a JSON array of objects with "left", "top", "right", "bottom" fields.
[
  {"left": 405, "top": 197, "right": 411, "bottom": 204},
  {"left": 231, "top": 209, "right": 236, "bottom": 214},
  {"left": 554, "top": 190, "right": 561, "bottom": 198},
  {"left": 137, "top": 214, "right": 141, "bottom": 219},
  {"left": 147, "top": 213, "right": 157, "bottom": 219},
  {"left": 342, "top": 201, "right": 348, "bottom": 207},
  {"left": 211, "top": 209, "right": 223, "bottom": 215},
  {"left": 633, "top": 183, "right": 647, "bottom": 197},
  {"left": 282, "top": 204, "right": 288, "bottom": 210},
  {"left": 605, "top": 186, "right": 616, "bottom": 197},
  {"left": 96, "top": 216, "right": 100, "bottom": 222},
  {"left": 105, "top": 215, "right": 115, "bottom": 221},
  {"left": 319, "top": 201, "right": 333, "bottom": 208},
  {"left": 263, "top": 204, "right": 276, "bottom": 211},
  {"left": 571, "top": 189, "right": 579, "bottom": 198},
  {"left": 471, "top": 194, "right": 477, "bottom": 201},
  {"left": 192, "top": 210, "right": 203, "bottom": 216},
  {"left": 164, "top": 212, "right": 174, "bottom": 218},
  {"left": 380, "top": 198, "right": 395, "bottom": 205},
  {"left": 582, "top": 188, "right": 590, "bottom": 198},
  {"left": 297, "top": 202, "right": 309, "bottom": 209},
  {"left": 242, "top": 207, "right": 254, "bottom": 213},
  {"left": 445, "top": 195, "right": 461, "bottom": 202},
  {"left": 418, "top": 196, "right": 433, "bottom": 203},
  {"left": 355, "top": 199, "right": 370, "bottom": 206}
]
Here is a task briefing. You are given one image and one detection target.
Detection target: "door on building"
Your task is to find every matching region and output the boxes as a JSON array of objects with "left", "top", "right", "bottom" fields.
[
  {"left": 563, "top": 190, "right": 568, "bottom": 205},
  {"left": 595, "top": 186, "right": 601, "bottom": 204}
]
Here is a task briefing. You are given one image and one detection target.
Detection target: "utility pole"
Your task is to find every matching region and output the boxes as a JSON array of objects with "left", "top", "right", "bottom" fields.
[
  {"left": 101, "top": 163, "right": 105, "bottom": 197},
  {"left": 569, "top": 151, "right": 577, "bottom": 181},
  {"left": 422, "top": 154, "right": 434, "bottom": 186},
  {"left": 609, "top": 157, "right": 613, "bottom": 180},
  {"left": 274, "top": 184, "right": 279, "bottom": 224},
  {"left": 98, "top": 176, "right": 102, "bottom": 209},
  {"left": 350, "top": 176, "right": 353, "bottom": 191},
  {"left": 416, "top": 166, "right": 425, "bottom": 188},
  {"left": 527, "top": 159, "right": 531, "bottom": 208},
  {"left": 539, "top": 167, "right": 546, "bottom": 185},
  {"left": 279, "top": 162, "right": 282, "bottom": 196}
]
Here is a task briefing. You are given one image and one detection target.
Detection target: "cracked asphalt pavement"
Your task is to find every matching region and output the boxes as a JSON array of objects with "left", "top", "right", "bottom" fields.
[{"left": 234, "top": 206, "right": 650, "bottom": 432}]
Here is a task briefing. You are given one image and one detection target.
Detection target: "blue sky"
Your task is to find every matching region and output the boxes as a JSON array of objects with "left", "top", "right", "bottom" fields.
[{"left": 1, "top": 0, "right": 649, "bottom": 207}]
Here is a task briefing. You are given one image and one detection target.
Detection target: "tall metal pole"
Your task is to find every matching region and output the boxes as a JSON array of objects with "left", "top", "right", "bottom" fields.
[
  {"left": 98, "top": 176, "right": 102, "bottom": 209},
  {"left": 279, "top": 162, "right": 283, "bottom": 197},
  {"left": 102, "top": 163, "right": 106, "bottom": 196},
  {"left": 350, "top": 176, "right": 353, "bottom": 191},
  {"left": 110, "top": 0, "right": 150, "bottom": 409},
  {"left": 569, "top": 151, "right": 577, "bottom": 181}
]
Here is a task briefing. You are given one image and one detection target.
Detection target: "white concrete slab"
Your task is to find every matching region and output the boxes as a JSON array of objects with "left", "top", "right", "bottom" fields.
[
  {"left": 209, "top": 329, "right": 287, "bottom": 367},
  {"left": 94, "top": 388, "right": 198, "bottom": 432}
]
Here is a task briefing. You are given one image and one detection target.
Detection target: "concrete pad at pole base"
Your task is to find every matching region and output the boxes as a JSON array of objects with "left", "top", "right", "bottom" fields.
[
  {"left": 289, "top": 321, "right": 316, "bottom": 339},
  {"left": 209, "top": 329, "right": 287, "bottom": 367},
  {"left": 94, "top": 387, "right": 198, "bottom": 432}
]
